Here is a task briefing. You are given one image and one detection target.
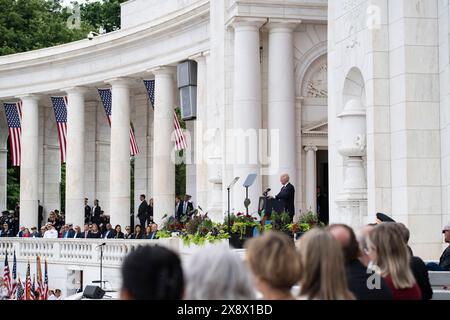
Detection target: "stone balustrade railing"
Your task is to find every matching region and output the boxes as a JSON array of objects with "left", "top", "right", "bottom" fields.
[{"left": 0, "top": 238, "right": 180, "bottom": 268}]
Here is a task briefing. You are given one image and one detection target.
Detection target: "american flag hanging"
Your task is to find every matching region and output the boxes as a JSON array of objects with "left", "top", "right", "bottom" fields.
[
  {"left": 3, "top": 102, "right": 22, "bottom": 167},
  {"left": 25, "top": 261, "right": 32, "bottom": 300},
  {"left": 143, "top": 80, "right": 187, "bottom": 150},
  {"left": 36, "top": 256, "right": 42, "bottom": 300},
  {"left": 43, "top": 259, "right": 48, "bottom": 300},
  {"left": 98, "top": 89, "right": 140, "bottom": 156},
  {"left": 10, "top": 250, "right": 17, "bottom": 299},
  {"left": 50, "top": 97, "right": 68, "bottom": 163},
  {"left": 3, "top": 252, "right": 11, "bottom": 297}
]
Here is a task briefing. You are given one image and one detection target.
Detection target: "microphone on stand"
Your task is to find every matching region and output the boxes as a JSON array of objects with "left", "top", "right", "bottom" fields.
[
  {"left": 96, "top": 242, "right": 106, "bottom": 248},
  {"left": 263, "top": 188, "right": 271, "bottom": 196}
]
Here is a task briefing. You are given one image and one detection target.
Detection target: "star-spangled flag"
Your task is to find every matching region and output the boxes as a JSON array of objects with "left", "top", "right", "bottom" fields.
[
  {"left": 16, "top": 277, "right": 24, "bottom": 300},
  {"left": 36, "top": 256, "right": 42, "bottom": 300},
  {"left": 143, "top": 80, "right": 155, "bottom": 107},
  {"left": 50, "top": 97, "right": 68, "bottom": 163},
  {"left": 25, "top": 261, "right": 32, "bottom": 300},
  {"left": 143, "top": 80, "right": 187, "bottom": 150},
  {"left": 98, "top": 89, "right": 140, "bottom": 156},
  {"left": 43, "top": 259, "right": 48, "bottom": 300},
  {"left": 10, "top": 250, "right": 17, "bottom": 299},
  {"left": 3, "top": 252, "right": 11, "bottom": 296},
  {"left": 3, "top": 102, "right": 22, "bottom": 166}
]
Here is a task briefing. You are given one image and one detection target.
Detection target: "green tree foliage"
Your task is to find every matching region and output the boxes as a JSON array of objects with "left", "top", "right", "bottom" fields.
[
  {"left": 79, "top": 0, "right": 127, "bottom": 33},
  {"left": 0, "top": 0, "right": 93, "bottom": 56}
]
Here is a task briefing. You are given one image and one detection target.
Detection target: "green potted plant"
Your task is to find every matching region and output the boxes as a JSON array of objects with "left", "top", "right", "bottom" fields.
[
  {"left": 288, "top": 210, "right": 324, "bottom": 239},
  {"left": 226, "top": 212, "right": 259, "bottom": 248}
]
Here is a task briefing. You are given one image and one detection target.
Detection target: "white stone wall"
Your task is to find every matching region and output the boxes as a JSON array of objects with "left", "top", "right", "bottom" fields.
[
  {"left": 0, "top": 107, "right": 8, "bottom": 211},
  {"left": 439, "top": 0, "right": 450, "bottom": 235},
  {"left": 121, "top": 0, "right": 201, "bottom": 29},
  {"left": 84, "top": 101, "right": 98, "bottom": 203},
  {"left": 132, "top": 92, "right": 153, "bottom": 221},
  {"left": 95, "top": 100, "right": 112, "bottom": 215}
]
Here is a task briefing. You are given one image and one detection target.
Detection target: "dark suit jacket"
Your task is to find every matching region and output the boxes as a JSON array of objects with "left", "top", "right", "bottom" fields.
[
  {"left": 346, "top": 260, "right": 393, "bottom": 300},
  {"left": 92, "top": 206, "right": 102, "bottom": 224},
  {"left": 131, "top": 232, "right": 144, "bottom": 239},
  {"left": 138, "top": 201, "right": 149, "bottom": 220},
  {"left": 176, "top": 201, "right": 194, "bottom": 220},
  {"left": 439, "top": 246, "right": 450, "bottom": 271},
  {"left": 275, "top": 183, "right": 295, "bottom": 216},
  {"left": 103, "top": 229, "right": 116, "bottom": 239},
  {"left": 81, "top": 231, "right": 90, "bottom": 239},
  {"left": 0, "top": 229, "right": 13, "bottom": 237},
  {"left": 114, "top": 232, "right": 125, "bottom": 239},
  {"left": 63, "top": 229, "right": 76, "bottom": 238},
  {"left": 146, "top": 232, "right": 158, "bottom": 240},
  {"left": 410, "top": 256, "right": 433, "bottom": 300},
  {"left": 84, "top": 205, "right": 91, "bottom": 222},
  {"left": 87, "top": 231, "right": 102, "bottom": 239},
  {"left": 75, "top": 232, "right": 83, "bottom": 239}
]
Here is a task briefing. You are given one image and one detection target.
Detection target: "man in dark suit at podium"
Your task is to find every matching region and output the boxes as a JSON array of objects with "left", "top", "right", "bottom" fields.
[{"left": 275, "top": 173, "right": 295, "bottom": 220}]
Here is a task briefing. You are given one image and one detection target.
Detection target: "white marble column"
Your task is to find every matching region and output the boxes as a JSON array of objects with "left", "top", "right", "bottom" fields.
[
  {"left": 185, "top": 120, "right": 196, "bottom": 202},
  {"left": 152, "top": 67, "right": 176, "bottom": 224},
  {"left": 304, "top": 144, "right": 318, "bottom": 213},
  {"left": 19, "top": 95, "right": 40, "bottom": 228},
  {"left": 0, "top": 147, "right": 7, "bottom": 211},
  {"left": 65, "top": 87, "right": 87, "bottom": 227},
  {"left": 108, "top": 79, "right": 133, "bottom": 228},
  {"left": 193, "top": 54, "right": 208, "bottom": 209},
  {"left": 230, "top": 18, "right": 265, "bottom": 214},
  {"left": 267, "top": 21, "right": 297, "bottom": 190}
]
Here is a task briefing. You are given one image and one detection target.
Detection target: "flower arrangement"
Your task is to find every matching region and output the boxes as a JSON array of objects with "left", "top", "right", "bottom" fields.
[
  {"left": 157, "top": 212, "right": 229, "bottom": 246},
  {"left": 225, "top": 212, "right": 259, "bottom": 239},
  {"left": 288, "top": 210, "right": 324, "bottom": 234}
]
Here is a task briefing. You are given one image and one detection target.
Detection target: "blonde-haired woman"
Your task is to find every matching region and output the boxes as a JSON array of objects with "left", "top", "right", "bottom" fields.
[
  {"left": 367, "top": 223, "right": 421, "bottom": 300},
  {"left": 296, "top": 228, "right": 355, "bottom": 300},
  {"left": 246, "top": 231, "right": 302, "bottom": 300}
]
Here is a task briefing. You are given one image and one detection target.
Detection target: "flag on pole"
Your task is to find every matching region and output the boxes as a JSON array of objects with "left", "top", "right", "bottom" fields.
[
  {"left": 3, "top": 102, "right": 22, "bottom": 166},
  {"left": 143, "top": 80, "right": 155, "bottom": 107},
  {"left": 43, "top": 259, "right": 48, "bottom": 300},
  {"left": 31, "top": 275, "right": 36, "bottom": 300},
  {"left": 3, "top": 252, "right": 11, "bottom": 296},
  {"left": 25, "top": 261, "right": 32, "bottom": 300},
  {"left": 143, "top": 80, "right": 187, "bottom": 150},
  {"left": 36, "top": 256, "right": 42, "bottom": 300},
  {"left": 10, "top": 251, "right": 17, "bottom": 299},
  {"left": 98, "top": 89, "right": 140, "bottom": 156},
  {"left": 50, "top": 97, "right": 68, "bottom": 163},
  {"left": 173, "top": 111, "right": 187, "bottom": 151},
  {"left": 16, "top": 277, "right": 24, "bottom": 300}
]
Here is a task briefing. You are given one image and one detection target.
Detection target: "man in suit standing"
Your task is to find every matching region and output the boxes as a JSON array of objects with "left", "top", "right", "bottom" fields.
[
  {"left": 275, "top": 173, "right": 295, "bottom": 220},
  {"left": 91, "top": 199, "right": 101, "bottom": 226},
  {"left": 137, "top": 194, "right": 149, "bottom": 229},
  {"left": 84, "top": 198, "right": 91, "bottom": 224},
  {"left": 0, "top": 223, "right": 13, "bottom": 237},
  {"left": 175, "top": 196, "right": 182, "bottom": 220},
  {"left": 38, "top": 200, "right": 44, "bottom": 230}
]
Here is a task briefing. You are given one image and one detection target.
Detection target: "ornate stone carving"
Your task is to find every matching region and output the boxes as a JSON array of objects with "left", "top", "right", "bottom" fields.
[{"left": 306, "top": 63, "right": 328, "bottom": 98}]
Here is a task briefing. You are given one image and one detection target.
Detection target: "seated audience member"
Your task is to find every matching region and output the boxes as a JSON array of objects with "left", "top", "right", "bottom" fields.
[
  {"left": 427, "top": 222, "right": 450, "bottom": 272},
  {"left": 185, "top": 247, "right": 255, "bottom": 300},
  {"left": 245, "top": 231, "right": 301, "bottom": 300},
  {"left": 114, "top": 225, "right": 125, "bottom": 239},
  {"left": 120, "top": 245, "right": 183, "bottom": 300},
  {"left": 124, "top": 226, "right": 133, "bottom": 239},
  {"left": 47, "top": 290, "right": 56, "bottom": 300},
  {"left": 22, "top": 228, "right": 30, "bottom": 238},
  {"left": 367, "top": 223, "right": 422, "bottom": 300},
  {"left": 393, "top": 223, "right": 432, "bottom": 300},
  {"left": 88, "top": 223, "right": 102, "bottom": 239},
  {"left": 296, "top": 228, "right": 355, "bottom": 300},
  {"left": 54, "top": 289, "right": 62, "bottom": 300},
  {"left": 103, "top": 223, "right": 115, "bottom": 239},
  {"left": 16, "top": 226, "right": 25, "bottom": 237},
  {"left": 62, "top": 224, "right": 76, "bottom": 238},
  {"left": 145, "top": 223, "right": 158, "bottom": 240},
  {"left": 73, "top": 226, "right": 82, "bottom": 238},
  {"left": 81, "top": 224, "right": 90, "bottom": 239},
  {"left": 328, "top": 224, "right": 392, "bottom": 300},
  {"left": 0, "top": 223, "right": 13, "bottom": 237},
  {"left": 131, "top": 225, "right": 144, "bottom": 239},
  {"left": 43, "top": 224, "right": 58, "bottom": 239},
  {"left": 30, "top": 227, "right": 40, "bottom": 238},
  {"left": 38, "top": 226, "right": 47, "bottom": 238}
]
